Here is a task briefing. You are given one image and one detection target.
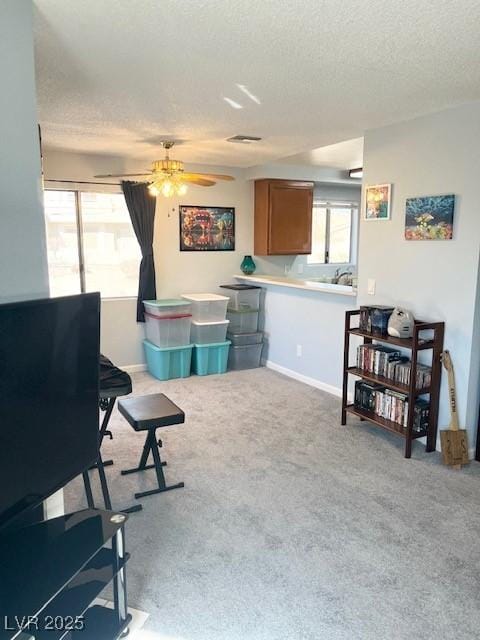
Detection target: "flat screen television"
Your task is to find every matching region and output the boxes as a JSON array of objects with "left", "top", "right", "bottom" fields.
[{"left": 0, "top": 293, "right": 100, "bottom": 530}]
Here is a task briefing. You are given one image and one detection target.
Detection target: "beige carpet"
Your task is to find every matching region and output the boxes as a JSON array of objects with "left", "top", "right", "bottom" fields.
[{"left": 65, "top": 367, "right": 480, "bottom": 640}]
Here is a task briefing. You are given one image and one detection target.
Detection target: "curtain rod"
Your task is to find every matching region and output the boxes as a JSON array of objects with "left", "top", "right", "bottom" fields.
[{"left": 45, "top": 178, "right": 121, "bottom": 187}]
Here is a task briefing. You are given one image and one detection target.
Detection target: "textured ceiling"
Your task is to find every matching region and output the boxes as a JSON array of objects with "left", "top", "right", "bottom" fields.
[{"left": 34, "top": 0, "right": 480, "bottom": 168}]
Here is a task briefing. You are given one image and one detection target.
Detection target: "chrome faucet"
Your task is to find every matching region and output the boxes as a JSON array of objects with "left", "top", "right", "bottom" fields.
[{"left": 332, "top": 268, "right": 353, "bottom": 284}]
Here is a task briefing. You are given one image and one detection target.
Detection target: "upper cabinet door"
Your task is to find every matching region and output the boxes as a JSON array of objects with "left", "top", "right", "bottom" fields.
[
  {"left": 268, "top": 181, "right": 313, "bottom": 254},
  {"left": 254, "top": 179, "right": 313, "bottom": 255}
]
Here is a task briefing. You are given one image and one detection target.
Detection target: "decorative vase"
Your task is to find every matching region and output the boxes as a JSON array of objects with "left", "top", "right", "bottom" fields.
[{"left": 240, "top": 255, "right": 256, "bottom": 275}]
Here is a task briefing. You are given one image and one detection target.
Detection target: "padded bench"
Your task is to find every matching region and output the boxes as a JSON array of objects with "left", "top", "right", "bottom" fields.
[{"left": 118, "top": 393, "right": 185, "bottom": 499}]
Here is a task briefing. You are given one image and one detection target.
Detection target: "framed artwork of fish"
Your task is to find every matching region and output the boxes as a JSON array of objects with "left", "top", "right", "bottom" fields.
[{"left": 405, "top": 195, "right": 455, "bottom": 240}]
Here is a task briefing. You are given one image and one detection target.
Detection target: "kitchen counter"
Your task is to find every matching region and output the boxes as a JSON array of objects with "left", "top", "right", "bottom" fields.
[{"left": 234, "top": 274, "right": 357, "bottom": 297}]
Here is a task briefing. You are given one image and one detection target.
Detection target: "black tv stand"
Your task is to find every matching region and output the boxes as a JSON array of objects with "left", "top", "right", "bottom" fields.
[{"left": 0, "top": 509, "right": 132, "bottom": 640}]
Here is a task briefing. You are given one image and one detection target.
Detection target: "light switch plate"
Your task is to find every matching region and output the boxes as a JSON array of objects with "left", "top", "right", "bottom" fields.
[
  {"left": 367, "top": 278, "right": 376, "bottom": 295},
  {"left": 297, "top": 263, "right": 304, "bottom": 274}
]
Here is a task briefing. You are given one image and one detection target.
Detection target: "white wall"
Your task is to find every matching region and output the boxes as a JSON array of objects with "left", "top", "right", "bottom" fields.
[
  {"left": 153, "top": 172, "right": 253, "bottom": 297},
  {"left": 0, "top": 0, "right": 62, "bottom": 519},
  {"left": 358, "top": 101, "right": 480, "bottom": 447},
  {"left": 0, "top": 0, "right": 48, "bottom": 298},
  {"left": 261, "top": 285, "right": 354, "bottom": 395},
  {"left": 43, "top": 149, "right": 253, "bottom": 366}
]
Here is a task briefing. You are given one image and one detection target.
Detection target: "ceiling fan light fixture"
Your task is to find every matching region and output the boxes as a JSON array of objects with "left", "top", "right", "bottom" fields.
[
  {"left": 176, "top": 183, "right": 188, "bottom": 196},
  {"left": 148, "top": 183, "right": 160, "bottom": 197},
  {"left": 153, "top": 158, "right": 184, "bottom": 173},
  {"left": 95, "top": 141, "right": 233, "bottom": 198},
  {"left": 160, "top": 179, "right": 174, "bottom": 198},
  {"left": 148, "top": 176, "right": 188, "bottom": 198}
]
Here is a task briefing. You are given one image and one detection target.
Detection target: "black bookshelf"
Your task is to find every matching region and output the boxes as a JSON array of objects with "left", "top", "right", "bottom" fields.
[{"left": 342, "top": 309, "right": 444, "bottom": 458}]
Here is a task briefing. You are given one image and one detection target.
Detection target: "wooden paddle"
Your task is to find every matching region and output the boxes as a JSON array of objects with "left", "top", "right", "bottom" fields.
[{"left": 440, "top": 350, "right": 469, "bottom": 469}]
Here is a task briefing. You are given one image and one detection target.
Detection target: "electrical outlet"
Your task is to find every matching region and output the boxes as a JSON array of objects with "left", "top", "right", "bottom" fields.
[
  {"left": 296, "top": 344, "right": 302, "bottom": 357},
  {"left": 367, "top": 278, "right": 376, "bottom": 295},
  {"left": 297, "top": 263, "right": 304, "bottom": 274}
]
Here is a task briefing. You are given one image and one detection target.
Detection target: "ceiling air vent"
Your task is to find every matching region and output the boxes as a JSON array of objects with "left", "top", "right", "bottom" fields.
[{"left": 227, "top": 135, "right": 262, "bottom": 144}]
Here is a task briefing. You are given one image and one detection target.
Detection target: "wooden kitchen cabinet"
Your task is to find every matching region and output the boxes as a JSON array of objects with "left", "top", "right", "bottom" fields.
[{"left": 254, "top": 179, "right": 313, "bottom": 255}]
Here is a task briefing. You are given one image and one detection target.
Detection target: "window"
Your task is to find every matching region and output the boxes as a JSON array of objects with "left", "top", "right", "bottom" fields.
[
  {"left": 308, "top": 201, "right": 357, "bottom": 264},
  {"left": 44, "top": 190, "right": 141, "bottom": 298}
]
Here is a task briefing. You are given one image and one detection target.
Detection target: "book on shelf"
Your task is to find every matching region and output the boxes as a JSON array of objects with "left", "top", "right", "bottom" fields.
[
  {"left": 354, "top": 381, "right": 429, "bottom": 433},
  {"left": 357, "top": 344, "right": 403, "bottom": 375},
  {"left": 356, "top": 344, "right": 431, "bottom": 389}
]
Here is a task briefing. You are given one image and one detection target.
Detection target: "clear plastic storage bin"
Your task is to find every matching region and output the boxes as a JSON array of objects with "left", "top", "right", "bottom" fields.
[
  {"left": 181, "top": 293, "right": 229, "bottom": 322},
  {"left": 227, "top": 331, "right": 263, "bottom": 346},
  {"left": 144, "top": 312, "right": 192, "bottom": 347},
  {"left": 190, "top": 320, "right": 229, "bottom": 345},
  {"left": 144, "top": 340, "right": 193, "bottom": 380},
  {"left": 220, "top": 284, "right": 261, "bottom": 311},
  {"left": 143, "top": 299, "right": 192, "bottom": 317},
  {"left": 226, "top": 309, "right": 259, "bottom": 334},
  {"left": 192, "top": 341, "right": 231, "bottom": 376},
  {"left": 228, "top": 343, "right": 263, "bottom": 370}
]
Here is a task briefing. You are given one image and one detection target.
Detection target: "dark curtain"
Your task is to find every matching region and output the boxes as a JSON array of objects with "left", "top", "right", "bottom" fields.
[{"left": 121, "top": 181, "right": 156, "bottom": 322}]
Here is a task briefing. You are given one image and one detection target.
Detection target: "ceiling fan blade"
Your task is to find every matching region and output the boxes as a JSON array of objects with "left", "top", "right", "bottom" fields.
[
  {"left": 183, "top": 172, "right": 235, "bottom": 181},
  {"left": 93, "top": 172, "right": 152, "bottom": 178},
  {"left": 183, "top": 176, "right": 216, "bottom": 187}
]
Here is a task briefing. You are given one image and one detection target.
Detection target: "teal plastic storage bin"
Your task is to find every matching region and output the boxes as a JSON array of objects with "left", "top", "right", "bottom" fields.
[
  {"left": 143, "top": 340, "right": 193, "bottom": 380},
  {"left": 192, "top": 341, "right": 231, "bottom": 376}
]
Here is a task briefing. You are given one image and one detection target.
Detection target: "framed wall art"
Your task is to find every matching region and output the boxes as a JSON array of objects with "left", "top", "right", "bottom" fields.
[
  {"left": 405, "top": 194, "right": 455, "bottom": 240},
  {"left": 179, "top": 205, "right": 235, "bottom": 251},
  {"left": 365, "top": 184, "right": 392, "bottom": 220}
]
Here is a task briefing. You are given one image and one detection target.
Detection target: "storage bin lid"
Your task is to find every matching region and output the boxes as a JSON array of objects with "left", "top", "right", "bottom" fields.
[
  {"left": 193, "top": 340, "right": 231, "bottom": 348},
  {"left": 220, "top": 284, "right": 261, "bottom": 290},
  {"left": 192, "top": 319, "right": 229, "bottom": 326},
  {"left": 143, "top": 339, "right": 194, "bottom": 352},
  {"left": 182, "top": 293, "right": 229, "bottom": 301},
  {"left": 227, "top": 331, "right": 263, "bottom": 338},
  {"left": 144, "top": 299, "right": 191, "bottom": 308},
  {"left": 229, "top": 343, "right": 263, "bottom": 350},
  {"left": 226, "top": 307, "right": 259, "bottom": 314},
  {"left": 145, "top": 311, "right": 192, "bottom": 320}
]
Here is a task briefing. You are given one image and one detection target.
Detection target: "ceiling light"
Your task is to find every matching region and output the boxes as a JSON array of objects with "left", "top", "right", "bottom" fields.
[
  {"left": 227, "top": 135, "right": 262, "bottom": 144},
  {"left": 349, "top": 168, "right": 363, "bottom": 179},
  {"left": 147, "top": 177, "right": 188, "bottom": 198},
  {"left": 160, "top": 180, "right": 174, "bottom": 198},
  {"left": 176, "top": 183, "right": 188, "bottom": 196},
  {"left": 223, "top": 97, "right": 243, "bottom": 109}
]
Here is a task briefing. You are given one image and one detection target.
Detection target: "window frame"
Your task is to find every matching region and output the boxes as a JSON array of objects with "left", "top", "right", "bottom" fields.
[
  {"left": 43, "top": 187, "right": 138, "bottom": 300},
  {"left": 308, "top": 200, "right": 357, "bottom": 265}
]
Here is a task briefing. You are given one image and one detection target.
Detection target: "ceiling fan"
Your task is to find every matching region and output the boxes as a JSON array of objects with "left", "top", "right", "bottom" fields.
[{"left": 94, "top": 141, "right": 235, "bottom": 197}]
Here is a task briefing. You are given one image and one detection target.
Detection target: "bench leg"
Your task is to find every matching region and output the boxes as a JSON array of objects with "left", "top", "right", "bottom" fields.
[
  {"left": 134, "top": 483, "right": 184, "bottom": 499},
  {"left": 129, "top": 430, "right": 184, "bottom": 499},
  {"left": 121, "top": 431, "right": 166, "bottom": 476}
]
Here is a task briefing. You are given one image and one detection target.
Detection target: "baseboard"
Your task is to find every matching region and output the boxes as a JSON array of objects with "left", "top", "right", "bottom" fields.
[
  {"left": 123, "top": 364, "right": 147, "bottom": 373},
  {"left": 265, "top": 360, "right": 348, "bottom": 399}
]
